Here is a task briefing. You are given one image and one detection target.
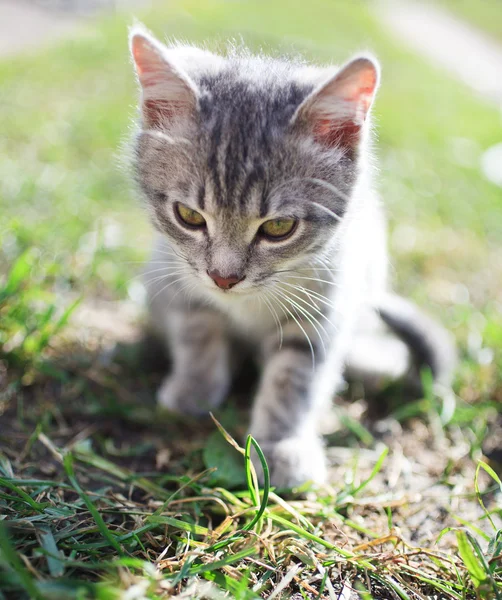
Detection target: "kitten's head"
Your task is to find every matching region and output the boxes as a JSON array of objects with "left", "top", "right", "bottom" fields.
[{"left": 130, "top": 27, "right": 379, "bottom": 296}]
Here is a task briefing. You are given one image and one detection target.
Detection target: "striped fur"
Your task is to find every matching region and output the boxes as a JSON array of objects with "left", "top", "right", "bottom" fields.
[{"left": 129, "top": 28, "right": 456, "bottom": 487}]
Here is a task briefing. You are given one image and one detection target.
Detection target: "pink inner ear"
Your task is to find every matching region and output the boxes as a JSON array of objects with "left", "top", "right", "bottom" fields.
[
  {"left": 144, "top": 99, "right": 175, "bottom": 127},
  {"left": 132, "top": 36, "right": 166, "bottom": 87},
  {"left": 131, "top": 35, "right": 195, "bottom": 129},
  {"left": 314, "top": 119, "right": 361, "bottom": 150},
  {"left": 312, "top": 72, "right": 377, "bottom": 151}
]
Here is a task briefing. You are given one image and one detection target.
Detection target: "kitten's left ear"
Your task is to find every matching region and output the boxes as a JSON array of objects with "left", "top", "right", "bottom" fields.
[
  {"left": 130, "top": 27, "right": 198, "bottom": 129},
  {"left": 292, "top": 55, "right": 380, "bottom": 153}
]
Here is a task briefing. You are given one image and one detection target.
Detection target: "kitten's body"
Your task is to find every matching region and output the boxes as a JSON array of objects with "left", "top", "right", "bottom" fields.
[{"left": 130, "top": 31, "right": 456, "bottom": 487}]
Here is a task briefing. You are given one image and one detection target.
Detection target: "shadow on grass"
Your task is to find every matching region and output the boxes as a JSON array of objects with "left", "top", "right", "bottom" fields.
[{"left": 1, "top": 328, "right": 435, "bottom": 485}]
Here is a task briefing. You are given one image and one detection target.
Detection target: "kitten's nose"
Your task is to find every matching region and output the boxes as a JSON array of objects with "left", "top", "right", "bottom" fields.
[{"left": 207, "top": 270, "right": 245, "bottom": 290}]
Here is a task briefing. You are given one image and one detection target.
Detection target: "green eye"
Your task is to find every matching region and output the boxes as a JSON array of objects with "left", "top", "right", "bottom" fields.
[
  {"left": 260, "top": 217, "right": 297, "bottom": 240},
  {"left": 175, "top": 202, "right": 206, "bottom": 228}
]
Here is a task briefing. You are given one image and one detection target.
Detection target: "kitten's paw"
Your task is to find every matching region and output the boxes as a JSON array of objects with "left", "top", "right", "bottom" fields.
[
  {"left": 253, "top": 436, "right": 327, "bottom": 489},
  {"left": 157, "top": 374, "right": 228, "bottom": 417}
]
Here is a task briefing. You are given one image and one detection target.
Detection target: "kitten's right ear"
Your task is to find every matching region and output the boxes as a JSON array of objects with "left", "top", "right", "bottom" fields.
[{"left": 129, "top": 27, "right": 198, "bottom": 129}]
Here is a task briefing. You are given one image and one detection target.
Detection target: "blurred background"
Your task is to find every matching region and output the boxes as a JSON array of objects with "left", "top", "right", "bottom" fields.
[
  {"left": 0, "top": 1, "right": 501, "bottom": 596},
  {"left": 1, "top": 0, "right": 501, "bottom": 393}
]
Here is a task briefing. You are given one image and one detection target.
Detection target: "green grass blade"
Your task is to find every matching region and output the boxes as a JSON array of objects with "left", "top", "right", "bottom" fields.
[
  {"left": 243, "top": 436, "right": 270, "bottom": 532},
  {"left": 186, "top": 547, "right": 257, "bottom": 576},
  {"left": 74, "top": 449, "right": 170, "bottom": 499},
  {"left": 244, "top": 434, "right": 259, "bottom": 507},
  {"left": 400, "top": 565, "right": 463, "bottom": 599},
  {"left": 39, "top": 526, "right": 65, "bottom": 578},
  {"left": 146, "top": 516, "right": 209, "bottom": 536},
  {"left": 270, "top": 514, "right": 360, "bottom": 562},
  {"left": 0, "top": 250, "right": 33, "bottom": 300},
  {"left": 456, "top": 530, "right": 488, "bottom": 589},
  {"left": 340, "top": 446, "right": 389, "bottom": 500},
  {"left": 474, "top": 461, "right": 501, "bottom": 531},
  {"left": 0, "top": 522, "right": 43, "bottom": 600},
  {"left": 465, "top": 531, "right": 502, "bottom": 600},
  {"left": 0, "top": 477, "right": 48, "bottom": 512},
  {"left": 62, "top": 452, "right": 123, "bottom": 555}
]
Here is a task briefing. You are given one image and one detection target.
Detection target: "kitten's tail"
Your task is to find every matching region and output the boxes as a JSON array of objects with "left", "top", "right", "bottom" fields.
[{"left": 376, "top": 292, "right": 457, "bottom": 389}]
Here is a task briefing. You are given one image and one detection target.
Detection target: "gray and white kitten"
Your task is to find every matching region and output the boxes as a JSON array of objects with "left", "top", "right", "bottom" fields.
[{"left": 129, "top": 27, "right": 456, "bottom": 487}]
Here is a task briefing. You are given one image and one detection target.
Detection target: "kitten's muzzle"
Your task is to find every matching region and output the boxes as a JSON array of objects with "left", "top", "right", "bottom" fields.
[{"left": 207, "top": 270, "right": 245, "bottom": 290}]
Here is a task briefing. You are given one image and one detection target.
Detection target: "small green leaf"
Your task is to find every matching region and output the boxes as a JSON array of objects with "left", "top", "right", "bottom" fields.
[
  {"left": 0, "top": 250, "right": 33, "bottom": 299},
  {"left": 203, "top": 430, "right": 247, "bottom": 488},
  {"left": 477, "top": 460, "right": 502, "bottom": 492}
]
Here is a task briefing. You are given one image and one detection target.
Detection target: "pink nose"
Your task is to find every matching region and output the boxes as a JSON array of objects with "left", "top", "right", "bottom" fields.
[{"left": 207, "top": 270, "right": 244, "bottom": 290}]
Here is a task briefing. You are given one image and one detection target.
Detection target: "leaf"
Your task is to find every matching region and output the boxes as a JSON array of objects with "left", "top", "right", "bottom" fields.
[
  {"left": 477, "top": 460, "right": 502, "bottom": 492},
  {"left": 203, "top": 430, "right": 247, "bottom": 488},
  {"left": 0, "top": 250, "right": 33, "bottom": 300},
  {"left": 456, "top": 530, "right": 488, "bottom": 588}
]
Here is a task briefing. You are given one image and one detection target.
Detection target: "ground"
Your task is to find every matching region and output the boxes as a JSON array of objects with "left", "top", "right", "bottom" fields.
[{"left": 0, "top": 0, "right": 501, "bottom": 598}]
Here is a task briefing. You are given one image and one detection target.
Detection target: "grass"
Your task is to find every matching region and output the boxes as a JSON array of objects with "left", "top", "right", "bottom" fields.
[{"left": 1, "top": 0, "right": 501, "bottom": 598}]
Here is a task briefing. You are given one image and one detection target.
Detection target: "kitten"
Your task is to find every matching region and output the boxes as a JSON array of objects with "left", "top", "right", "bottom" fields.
[{"left": 128, "top": 27, "right": 456, "bottom": 487}]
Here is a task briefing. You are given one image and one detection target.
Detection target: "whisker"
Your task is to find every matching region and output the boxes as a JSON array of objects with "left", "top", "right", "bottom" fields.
[
  {"left": 274, "top": 265, "right": 338, "bottom": 278},
  {"left": 187, "top": 283, "right": 199, "bottom": 310},
  {"left": 274, "top": 288, "right": 328, "bottom": 358},
  {"left": 166, "top": 278, "right": 196, "bottom": 309},
  {"left": 126, "top": 268, "right": 189, "bottom": 290},
  {"left": 281, "top": 274, "right": 340, "bottom": 287},
  {"left": 311, "top": 201, "right": 343, "bottom": 223},
  {"left": 279, "top": 280, "right": 322, "bottom": 309},
  {"left": 142, "top": 266, "right": 190, "bottom": 277},
  {"left": 270, "top": 293, "right": 316, "bottom": 370},
  {"left": 276, "top": 283, "right": 340, "bottom": 335},
  {"left": 124, "top": 259, "right": 185, "bottom": 265},
  {"left": 142, "top": 271, "right": 189, "bottom": 289},
  {"left": 148, "top": 247, "right": 189, "bottom": 261},
  {"left": 301, "top": 264, "right": 337, "bottom": 273},
  {"left": 262, "top": 291, "right": 284, "bottom": 349},
  {"left": 305, "top": 177, "right": 351, "bottom": 210},
  {"left": 148, "top": 274, "right": 192, "bottom": 304},
  {"left": 279, "top": 282, "right": 338, "bottom": 313}
]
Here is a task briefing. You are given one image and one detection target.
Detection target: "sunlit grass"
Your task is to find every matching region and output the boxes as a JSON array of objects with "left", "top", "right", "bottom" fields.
[{"left": 1, "top": 0, "right": 501, "bottom": 597}]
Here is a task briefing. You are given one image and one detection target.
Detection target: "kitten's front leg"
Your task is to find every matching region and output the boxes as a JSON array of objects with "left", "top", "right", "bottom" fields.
[
  {"left": 157, "top": 308, "right": 231, "bottom": 416},
  {"left": 250, "top": 331, "right": 339, "bottom": 488}
]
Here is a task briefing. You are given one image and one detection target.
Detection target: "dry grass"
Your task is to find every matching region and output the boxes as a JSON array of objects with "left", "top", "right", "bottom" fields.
[{"left": 1, "top": 0, "right": 502, "bottom": 598}]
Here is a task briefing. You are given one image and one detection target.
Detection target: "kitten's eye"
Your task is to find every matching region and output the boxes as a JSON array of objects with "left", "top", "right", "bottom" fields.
[
  {"left": 259, "top": 217, "right": 297, "bottom": 240},
  {"left": 175, "top": 202, "right": 206, "bottom": 228}
]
